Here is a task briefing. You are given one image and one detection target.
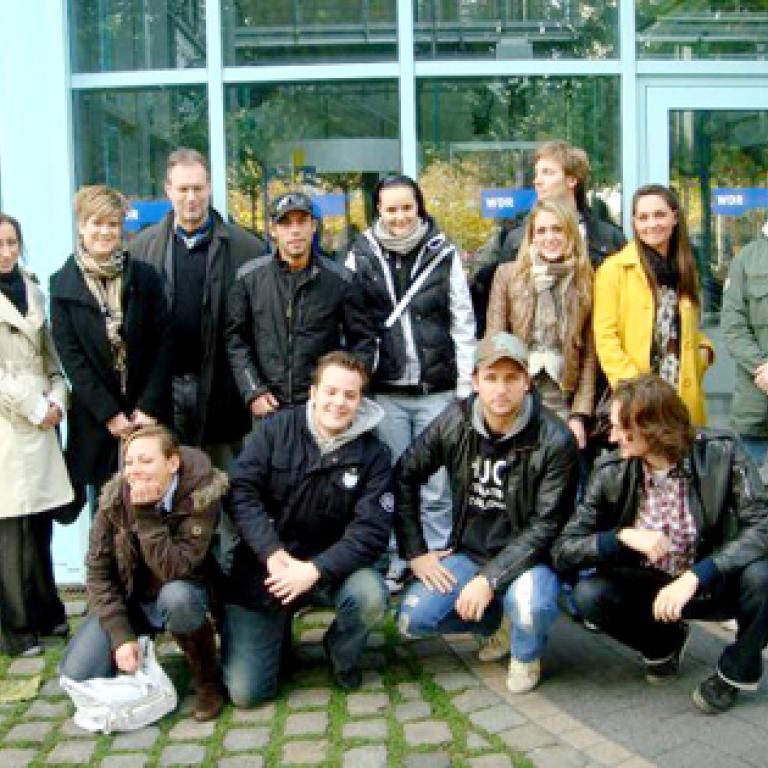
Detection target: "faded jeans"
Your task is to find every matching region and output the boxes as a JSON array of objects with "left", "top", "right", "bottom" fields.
[{"left": 396, "top": 553, "right": 560, "bottom": 662}]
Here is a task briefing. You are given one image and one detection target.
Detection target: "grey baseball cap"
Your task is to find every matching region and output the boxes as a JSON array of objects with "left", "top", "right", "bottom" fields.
[
  {"left": 474, "top": 332, "right": 529, "bottom": 371},
  {"left": 270, "top": 192, "right": 315, "bottom": 221}
]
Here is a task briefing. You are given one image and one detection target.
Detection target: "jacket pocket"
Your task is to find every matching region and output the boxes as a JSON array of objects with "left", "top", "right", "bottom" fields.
[{"left": 747, "top": 278, "right": 768, "bottom": 328}]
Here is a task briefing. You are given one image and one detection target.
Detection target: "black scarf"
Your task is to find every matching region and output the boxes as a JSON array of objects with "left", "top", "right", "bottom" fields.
[
  {"left": 0, "top": 265, "right": 27, "bottom": 316},
  {"left": 645, "top": 246, "right": 678, "bottom": 291}
]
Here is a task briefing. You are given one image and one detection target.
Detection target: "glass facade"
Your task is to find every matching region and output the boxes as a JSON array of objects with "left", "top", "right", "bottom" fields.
[
  {"left": 69, "top": 0, "right": 206, "bottom": 72},
  {"left": 414, "top": 1, "right": 619, "bottom": 59}
]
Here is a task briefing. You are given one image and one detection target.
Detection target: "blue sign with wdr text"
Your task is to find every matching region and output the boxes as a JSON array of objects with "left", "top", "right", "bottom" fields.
[
  {"left": 481, "top": 188, "right": 537, "bottom": 219},
  {"left": 712, "top": 188, "right": 768, "bottom": 216}
]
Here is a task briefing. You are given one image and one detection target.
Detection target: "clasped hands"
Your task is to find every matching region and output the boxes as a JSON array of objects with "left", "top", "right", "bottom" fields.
[
  {"left": 106, "top": 408, "right": 157, "bottom": 438},
  {"left": 409, "top": 550, "right": 493, "bottom": 623},
  {"left": 265, "top": 549, "right": 321, "bottom": 605},
  {"left": 618, "top": 528, "right": 699, "bottom": 622}
]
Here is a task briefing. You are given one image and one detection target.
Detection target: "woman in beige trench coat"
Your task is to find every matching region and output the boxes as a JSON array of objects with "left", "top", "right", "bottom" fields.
[{"left": 0, "top": 213, "right": 73, "bottom": 656}]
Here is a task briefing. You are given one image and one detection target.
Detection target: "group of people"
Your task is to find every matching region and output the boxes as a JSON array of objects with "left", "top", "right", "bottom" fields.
[{"left": 0, "top": 139, "right": 767, "bottom": 727}]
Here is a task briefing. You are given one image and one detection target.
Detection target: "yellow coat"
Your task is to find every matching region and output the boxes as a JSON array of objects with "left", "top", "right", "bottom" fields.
[{"left": 593, "top": 242, "right": 713, "bottom": 425}]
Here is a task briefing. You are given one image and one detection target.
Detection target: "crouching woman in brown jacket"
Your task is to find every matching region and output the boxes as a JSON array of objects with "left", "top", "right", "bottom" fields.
[{"left": 59, "top": 425, "right": 228, "bottom": 721}]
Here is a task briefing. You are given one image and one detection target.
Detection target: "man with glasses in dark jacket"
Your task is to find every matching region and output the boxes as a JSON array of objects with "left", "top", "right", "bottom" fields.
[
  {"left": 226, "top": 192, "right": 376, "bottom": 419},
  {"left": 395, "top": 332, "right": 578, "bottom": 694},
  {"left": 553, "top": 374, "right": 768, "bottom": 714}
]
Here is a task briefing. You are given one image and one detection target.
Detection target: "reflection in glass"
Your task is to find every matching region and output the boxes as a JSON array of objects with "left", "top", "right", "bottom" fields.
[
  {"left": 74, "top": 88, "right": 208, "bottom": 197},
  {"left": 69, "top": 0, "right": 206, "bottom": 73},
  {"left": 225, "top": 81, "right": 399, "bottom": 249},
  {"left": 637, "top": 1, "right": 768, "bottom": 60},
  {"left": 221, "top": 0, "right": 397, "bottom": 65},
  {"left": 417, "top": 77, "right": 621, "bottom": 267},
  {"left": 414, "top": 0, "right": 618, "bottom": 60},
  {"left": 670, "top": 110, "right": 768, "bottom": 326}
]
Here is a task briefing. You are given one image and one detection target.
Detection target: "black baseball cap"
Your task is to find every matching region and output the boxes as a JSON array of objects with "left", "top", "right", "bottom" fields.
[{"left": 270, "top": 192, "right": 315, "bottom": 222}]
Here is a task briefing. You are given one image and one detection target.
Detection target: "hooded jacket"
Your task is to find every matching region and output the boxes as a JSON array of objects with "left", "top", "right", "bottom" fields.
[
  {"left": 86, "top": 447, "right": 228, "bottom": 649},
  {"left": 394, "top": 392, "right": 578, "bottom": 591},
  {"left": 227, "top": 399, "right": 393, "bottom": 610}
]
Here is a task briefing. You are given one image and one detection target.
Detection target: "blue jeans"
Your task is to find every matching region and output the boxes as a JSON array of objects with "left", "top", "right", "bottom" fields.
[
  {"left": 59, "top": 580, "right": 209, "bottom": 680},
  {"left": 375, "top": 391, "right": 454, "bottom": 560},
  {"left": 739, "top": 435, "right": 768, "bottom": 470},
  {"left": 396, "top": 554, "right": 560, "bottom": 663},
  {"left": 221, "top": 568, "right": 388, "bottom": 708}
]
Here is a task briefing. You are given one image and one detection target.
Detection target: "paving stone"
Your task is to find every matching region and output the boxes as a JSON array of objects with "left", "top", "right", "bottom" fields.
[
  {"left": 432, "top": 669, "right": 480, "bottom": 691},
  {"left": 367, "top": 632, "right": 387, "bottom": 649},
  {"left": 467, "top": 731, "right": 491, "bottom": 750},
  {"left": 585, "top": 740, "right": 634, "bottom": 766},
  {"left": 528, "top": 745, "right": 587, "bottom": 768},
  {"left": 468, "top": 705, "right": 526, "bottom": 734},
  {"left": 65, "top": 599, "right": 88, "bottom": 617},
  {"left": 360, "top": 652, "right": 387, "bottom": 670},
  {"left": 467, "top": 756, "right": 513, "bottom": 768},
  {"left": 342, "top": 745, "right": 388, "bottom": 768},
  {"left": 217, "top": 757, "right": 264, "bottom": 768},
  {"left": 536, "top": 712, "right": 586, "bottom": 735},
  {"left": 159, "top": 744, "right": 207, "bottom": 766},
  {"left": 110, "top": 726, "right": 161, "bottom": 751},
  {"left": 24, "top": 699, "right": 70, "bottom": 719},
  {"left": 559, "top": 727, "right": 606, "bottom": 750},
  {"left": 397, "top": 682, "right": 422, "bottom": 700},
  {"left": 343, "top": 718, "right": 388, "bottom": 740},
  {"left": 394, "top": 700, "right": 431, "bottom": 722},
  {"left": 168, "top": 718, "right": 215, "bottom": 740},
  {"left": 5, "top": 720, "right": 54, "bottom": 743},
  {"left": 39, "top": 678, "right": 64, "bottom": 698},
  {"left": 285, "top": 711, "right": 328, "bottom": 736},
  {"left": 231, "top": 703, "right": 276, "bottom": 722},
  {"left": 421, "top": 656, "right": 463, "bottom": 674},
  {"left": 499, "top": 723, "right": 557, "bottom": 751},
  {"left": 408, "top": 638, "right": 449, "bottom": 658},
  {"left": 360, "top": 671, "right": 384, "bottom": 689},
  {"left": 46, "top": 740, "right": 97, "bottom": 763},
  {"left": 282, "top": 738, "right": 328, "bottom": 765},
  {"left": 301, "top": 609, "right": 335, "bottom": 627},
  {"left": 223, "top": 727, "right": 270, "bottom": 751},
  {"left": 300, "top": 627, "right": 326, "bottom": 644},
  {"left": 58, "top": 719, "right": 94, "bottom": 738},
  {"left": 347, "top": 692, "right": 389, "bottom": 716},
  {"left": 452, "top": 688, "right": 502, "bottom": 714},
  {"left": 0, "top": 749, "right": 35, "bottom": 768},
  {"left": 403, "top": 752, "right": 453, "bottom": 768},
  {"left": 288, "top": 688, "right": 331, "bottom": 708},
  {"left": 6, "top": 657, "right": 44, "bottom": 676},
  {"left": 615, "top": 759, "right": 656, "bottom": 768},
  {"left": 403, "top": 720, "right": 453, "bottom": 747},
  {"left": 101, "top": 756, "right": 149, "bottom": 768}
]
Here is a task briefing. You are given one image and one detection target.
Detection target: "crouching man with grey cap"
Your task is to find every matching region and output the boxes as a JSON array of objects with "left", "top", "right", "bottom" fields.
[{"left": 394, "top": 332, "right": 579, "bottom": 692}]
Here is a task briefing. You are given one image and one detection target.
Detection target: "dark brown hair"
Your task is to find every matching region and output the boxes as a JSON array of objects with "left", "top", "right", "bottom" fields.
[
  {"left": 123, "top": 425, "right": 180, "bottom": 460},
  {"left": 632, "top": 184, "right": 699, "bottom": 306},
  {"left": 0, "top": 213, "right": 23, "bottom": 252},
  {"left": 612, "top": 374, "right": 694, "bottom": 465},
  {"left": 312, "top": 350, "right": 370, "bottom": 390}
]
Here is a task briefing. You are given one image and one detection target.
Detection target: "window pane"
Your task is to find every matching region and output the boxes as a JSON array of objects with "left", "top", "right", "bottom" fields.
[
  {"left": 69, "top": 0, "right": 206, "bottom": 73},
  {"left": 222, "top": 0, "right": 397, "bottom": 65},
  {"left": 414, "top": 1, "right": 619, "bottom": 60},
  {"left": 226, "top": 81, "right": 399, "bottom": 247},
  {"left": 73, "top": 87, "right": 208, "bottom": 197},
  {"left": 417, "top": 77, "right": 621, "bottom": 268},
  {"left": 637, "top": 1, "right": 768, "bottom": 60}
]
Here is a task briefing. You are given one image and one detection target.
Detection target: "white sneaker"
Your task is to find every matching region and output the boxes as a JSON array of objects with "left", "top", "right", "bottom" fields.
[
  {"left": 506, "top": 657, "right": 541, "bottom": 694},
  {"left": 477, "top": 618, "right": 511, "bottom": 662}
]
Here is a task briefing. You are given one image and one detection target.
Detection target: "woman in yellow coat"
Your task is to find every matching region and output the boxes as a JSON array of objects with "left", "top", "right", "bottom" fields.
[{"left": 593, "top": 184, "right": 713, "bottom": 425}]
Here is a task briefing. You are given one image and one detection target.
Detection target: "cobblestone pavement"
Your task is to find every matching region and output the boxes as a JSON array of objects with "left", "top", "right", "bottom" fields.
[{"left": 0, "top": 600, "right": 765, "bottom": 767}]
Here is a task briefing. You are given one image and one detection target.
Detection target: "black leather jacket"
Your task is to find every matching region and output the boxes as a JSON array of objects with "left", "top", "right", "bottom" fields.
[
  {"left": 395, "top": 393, "right": 579, "bottom": 591},
  {"left": 552, "top": 430, "right": 768, "bottom": 581}
]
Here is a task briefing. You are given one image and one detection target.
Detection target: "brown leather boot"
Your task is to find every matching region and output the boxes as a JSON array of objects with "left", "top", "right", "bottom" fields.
[{"left": 173, "top": 620, "right": 224, "bottom": 721}]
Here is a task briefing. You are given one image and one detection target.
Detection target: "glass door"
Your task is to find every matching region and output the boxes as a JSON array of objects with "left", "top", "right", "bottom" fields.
[{"left": 645, "top": 85, "right": 768, "bottom": 422}]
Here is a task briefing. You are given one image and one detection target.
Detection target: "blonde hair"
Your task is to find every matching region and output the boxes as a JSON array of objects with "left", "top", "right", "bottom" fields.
[
  {"left": 74, "top": 185, "right": 127, "bottom": 227},
  {"left": 534, "top": 141, "right": 590, "bottom": 187},
  {"left": 123, "top": 425, "right": 180, "bottom": 459}
]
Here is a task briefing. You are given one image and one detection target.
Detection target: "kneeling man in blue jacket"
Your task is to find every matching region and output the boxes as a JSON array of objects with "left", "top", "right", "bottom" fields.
[{"left": 222, "top": 351, "right": 392, "bottom": 705}]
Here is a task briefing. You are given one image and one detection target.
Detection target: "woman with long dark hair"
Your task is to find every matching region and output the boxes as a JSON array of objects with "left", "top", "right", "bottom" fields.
[
  {"left": 0, "top": 213, "right": 73, "bottom": 656},
  {"left": 593, "top": 184, "right": 712, "bottom": 425},
  {"left": 346, "top": 175, "right": 476, "bottom": 589},
  {"left": 50, "top": 185, "right": 173, "bottom": 509}
]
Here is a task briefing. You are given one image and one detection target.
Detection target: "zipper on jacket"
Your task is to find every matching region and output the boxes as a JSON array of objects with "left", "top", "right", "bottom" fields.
[{"left": 286, "top": 293, "right": 294, "bottom": 403}]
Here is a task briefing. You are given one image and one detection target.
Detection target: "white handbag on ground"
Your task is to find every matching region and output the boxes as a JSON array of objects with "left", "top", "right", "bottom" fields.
[{"left": 60, "top": 636, "right": 178, "bottom": 733}]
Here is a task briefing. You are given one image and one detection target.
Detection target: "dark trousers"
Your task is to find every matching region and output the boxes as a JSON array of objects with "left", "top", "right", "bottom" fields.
[
  {"left": 0, "top": 512, "right": 67, "bottom": 655},
  {"left": 573, "top": 559, "right": 768, "bottom": 688}
]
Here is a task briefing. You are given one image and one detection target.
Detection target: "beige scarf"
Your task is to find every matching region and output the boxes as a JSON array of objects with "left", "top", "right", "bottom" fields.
[
  {"left": 531, "top": 254, "right": 575, "bottom": 350},
  {"left": 75, "top": 248, "right": 127, "bottom": 389}
]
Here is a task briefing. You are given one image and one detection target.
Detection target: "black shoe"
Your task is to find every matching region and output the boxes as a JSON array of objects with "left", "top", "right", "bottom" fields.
[
  {"left": 322, "top": 635, "right": 362, "bottom": 692},
  {"left": 692, "top": 673, "right": 739, "bottom": 714},
  {"left": 644, "top": 624, "right": 690, "bottom": 685}
]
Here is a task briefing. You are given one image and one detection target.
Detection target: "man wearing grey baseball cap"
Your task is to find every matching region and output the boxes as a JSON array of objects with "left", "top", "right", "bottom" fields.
[{"left": 395, "top": 331, "right": 578, "bottom": 693}]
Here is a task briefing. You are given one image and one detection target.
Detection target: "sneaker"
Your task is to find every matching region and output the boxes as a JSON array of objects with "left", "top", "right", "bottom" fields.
[
  {"left": 19, "top": 644, "right": 43, "bottom": 658},
  {"left": 506, "top": 657, "right": 541, "bottom": 694},
  {"left": 477, "top": 618, "right": 510, "bottom": 662},
  {"left": 692, "top": 673, "right": 739, "bottom": 714},
  {"left": 384, "top": 559, "right": 407, "bottom": 595},
  {"left": 644, "top": 624, "right": 690, "bottom": 685}
]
